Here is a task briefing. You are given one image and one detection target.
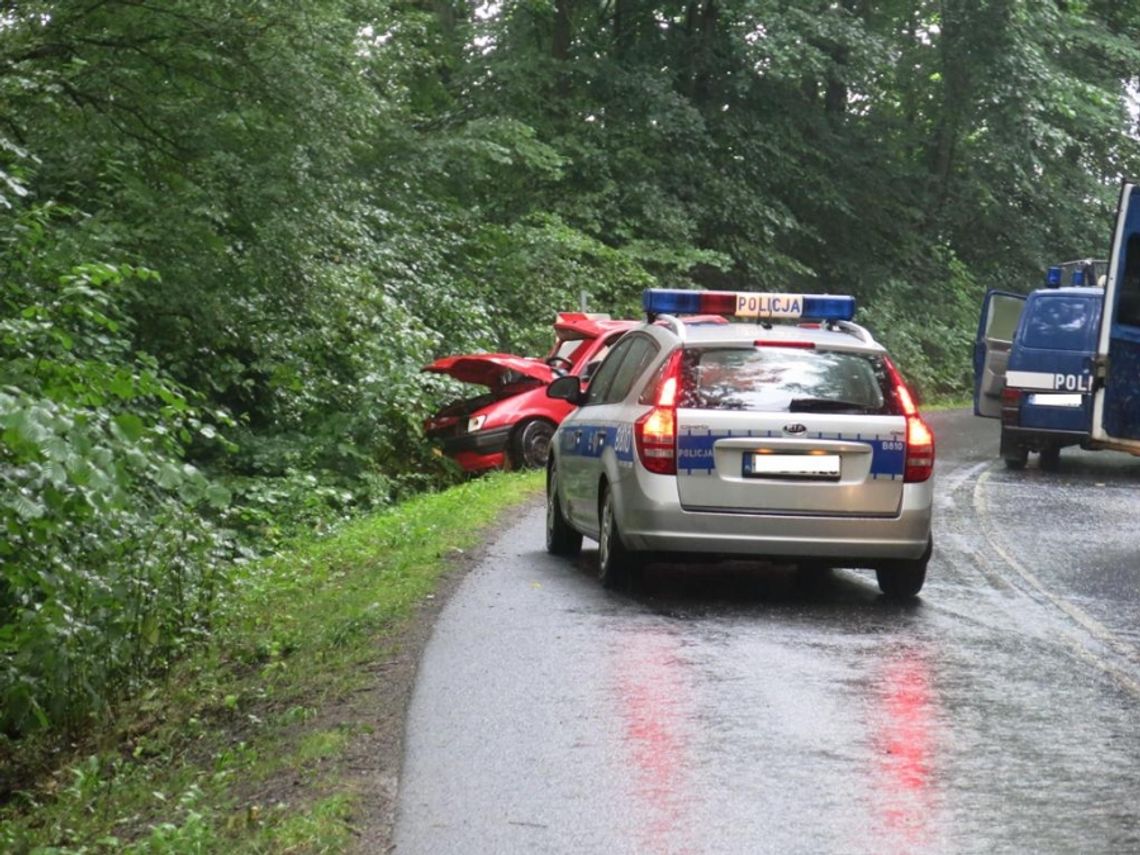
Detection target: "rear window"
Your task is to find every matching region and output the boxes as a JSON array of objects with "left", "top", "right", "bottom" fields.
[
  {"left": 1022, "top": 296, "right": 1096, "bottom": 351},
  {"left": 678, "top": 347, "right": 893, "bottom": 414}
]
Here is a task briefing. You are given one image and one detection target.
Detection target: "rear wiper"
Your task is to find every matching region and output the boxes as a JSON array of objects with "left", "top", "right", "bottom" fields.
[{"left": 788, "top": 397, "right": 876, "bottom": 413}]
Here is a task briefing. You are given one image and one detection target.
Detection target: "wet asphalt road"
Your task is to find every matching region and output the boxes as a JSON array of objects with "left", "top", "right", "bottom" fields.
[{"left": 394, "top": 409, "right": 1140, "bottom": 854}]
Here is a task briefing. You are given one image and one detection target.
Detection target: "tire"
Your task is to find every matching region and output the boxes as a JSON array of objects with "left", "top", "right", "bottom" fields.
[
  {"left": 876, "top": 536, "right": 932, "bottom": 600},
  {"left": 798, "top": 563, "right": 834, "bottom": 583},
  {"left": 1039, "top": 445, "right": 1061, "bottom": 471},
  {"left": 598, "top": 485, "right": 639, "bottom": 589},
  {"left": 1003, "top": 447, "right": 1028, "bottom": 470},
  {"left": 510, "top": 419, "right": 555, "bottom": 470},
  {"left": 1000, "top": 427, "right": 1027, "bottom": 470},
  {"left": 546, "top": 464, "right": 582, "bottom": 557},
  {"left": 794, "top": 561, "right": 832, "bottom": 588}
]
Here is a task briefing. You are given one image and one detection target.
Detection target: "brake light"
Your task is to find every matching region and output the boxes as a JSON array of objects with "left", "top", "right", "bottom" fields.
[
  {"left": 1000, "top": 386, "right": 1022, "bottom": 427},
  {"left": 883, "top": 357, "right": 934, "bottom": 483},
  {"left": 754, "top": 339, "right": 815, "bottom": 348},
  {"left": 635, "top": 350, "right": 683, "bottom": 475}
]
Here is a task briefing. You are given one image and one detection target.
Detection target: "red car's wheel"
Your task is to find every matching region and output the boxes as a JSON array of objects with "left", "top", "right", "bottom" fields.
[{"left": 510, "top": 419, "right": 555, "bottom": 469}]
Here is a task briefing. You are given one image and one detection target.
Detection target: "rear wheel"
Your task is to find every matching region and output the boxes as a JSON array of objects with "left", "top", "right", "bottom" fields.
[
  {"left": 876, "top": 537, "right": 932, "bottom": 600},
  {"left": 1039, "top": 445, "right": 1061, "bottom": 471},
  {"left": 511, "top": 419, "right": 555, "bottom": 469},
  {"left": 794, "top": 561, "right": 832, "bottom": 590},
  {"left": 546, "top": 464, "right": 582, "bottom": 557},
  {"left": 1000, "top": 428, "right": 1027, "bottom": 470},
  {"left": 598, "top": 485, "right": 640, "bottom": 589},
  {"left": 1003, "top": 446, "right": 1028, "bottom": 470}
]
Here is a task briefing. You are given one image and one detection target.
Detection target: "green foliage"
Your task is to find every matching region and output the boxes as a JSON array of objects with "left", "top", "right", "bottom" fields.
[
  {"left": 0, "top": 217, "right": 232, "bottom": 738},
  {"left": 0, "top": 472, "right": 541, "bottom": 853}
]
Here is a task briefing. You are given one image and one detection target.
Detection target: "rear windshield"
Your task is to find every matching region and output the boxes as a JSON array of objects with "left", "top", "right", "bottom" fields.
[
  {"left": 678, "top": 347, "right": 894, "bottom": 414},
  {"left": 1021, "top": 295, "right": 1096, "bottom": 351}
]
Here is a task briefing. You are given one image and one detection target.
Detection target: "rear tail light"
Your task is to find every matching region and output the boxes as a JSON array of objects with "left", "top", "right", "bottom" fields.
[
  {"left": 904, "top": 415, "right": 935, "bottom": 482},
  {"left": 883, "top": 357, "right": 935, "bottom": 483},
  {"left": 635, "top": 350, "right": 684, "bottom": 475},
  {"left": 1000, "top": 386, "right": 1022, "bottom": 426}
]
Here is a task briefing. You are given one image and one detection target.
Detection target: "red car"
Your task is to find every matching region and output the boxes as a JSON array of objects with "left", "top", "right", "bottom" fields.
[{"left": 423, "top": 313, "right": 638, "bottom": 472}]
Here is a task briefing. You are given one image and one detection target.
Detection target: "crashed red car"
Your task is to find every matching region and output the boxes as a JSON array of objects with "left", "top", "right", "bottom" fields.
[{"left": 423, "top": 313, "right": 638, "bottom": 472}]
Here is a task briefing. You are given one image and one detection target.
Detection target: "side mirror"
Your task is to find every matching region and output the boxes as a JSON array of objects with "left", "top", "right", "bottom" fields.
[{"left": 547, "top": 375, "right": 584, "bottom": 404}]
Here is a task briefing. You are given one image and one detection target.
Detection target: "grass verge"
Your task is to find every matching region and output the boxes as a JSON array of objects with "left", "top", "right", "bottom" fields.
[{"left": 1, "top": 470, "right": 543, "bottom": 854}]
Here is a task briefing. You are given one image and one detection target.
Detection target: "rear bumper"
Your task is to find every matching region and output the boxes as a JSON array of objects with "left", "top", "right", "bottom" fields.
[
  {"left": 1001, "top": 425, "right": 1088, "bottom": 451},
  {"left": 613, "top": 468, "right": 933, "bottom": 565}
]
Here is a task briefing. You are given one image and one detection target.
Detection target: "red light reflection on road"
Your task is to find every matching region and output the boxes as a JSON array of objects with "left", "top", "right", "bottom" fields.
[
  {"left": 613, "top": 628, "right": 700, "bottom": 855},
  {"left": 871, "top": 649, "right": 941, "bottom": 852}
]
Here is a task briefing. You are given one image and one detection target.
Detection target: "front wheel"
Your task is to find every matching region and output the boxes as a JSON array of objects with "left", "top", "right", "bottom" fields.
[
  {"left": 598, "top": 485, "right": 640, "bottom": 589},
  {"left": 1039, "top": 445, "right": 1061, "bottom": 471},
  {"left": 876, "top": 537, "right": 932, "bottom": 600},
  {"left": 511, "top": 419, "right": 555, "bottom": 469}
]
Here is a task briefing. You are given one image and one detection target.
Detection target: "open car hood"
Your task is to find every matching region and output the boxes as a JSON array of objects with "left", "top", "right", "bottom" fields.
[
  {"left": 422, "top": 353, "right": 555, "bottom": 388},
  {"left": 553, "top": 312, "right": 633, "bottom": 342}
]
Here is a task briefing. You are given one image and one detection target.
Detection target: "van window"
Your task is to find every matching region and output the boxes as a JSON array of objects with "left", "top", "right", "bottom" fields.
[
  {"left": 986, "top": 294, "right": 1025, "bottom": 342},
  {"left": 1022, "top": 296, "right": 1095, "bottom": 351}
]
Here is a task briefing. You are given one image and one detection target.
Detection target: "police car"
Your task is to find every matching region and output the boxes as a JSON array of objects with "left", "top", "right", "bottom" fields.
[
  {"left": 974, "top": 259, "right": 1106, "bottom": 469},
  {"left": 544, "top": 289, "right": 936, "bottom": 599}
]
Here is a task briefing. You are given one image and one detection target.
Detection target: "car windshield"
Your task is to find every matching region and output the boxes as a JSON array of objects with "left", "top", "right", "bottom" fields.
[
  {"left": 547, "top": 337, "right": 587, "bottom": 363},
  {"left": 678, "top": 347, "right": 892, "bottom": 414}
]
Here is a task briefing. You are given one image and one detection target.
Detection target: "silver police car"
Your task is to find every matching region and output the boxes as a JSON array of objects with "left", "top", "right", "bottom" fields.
[{"left": 544, "top": 289, "right": 935, "bottom": 598}]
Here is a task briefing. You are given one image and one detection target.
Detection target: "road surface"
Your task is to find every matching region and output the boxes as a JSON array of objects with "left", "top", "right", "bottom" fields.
[{"left": 394, "top": 408, "right": 1140, "bottom": 854}]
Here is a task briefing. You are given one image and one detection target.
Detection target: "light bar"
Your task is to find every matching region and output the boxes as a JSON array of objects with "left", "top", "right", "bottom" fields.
[
  {"left": 642, "top": 289, "right": 855, "bottom": 321},
  {"left": 1071, "top": 268, "right": 1085, "bottom": 286},
  {"left": 1046, "top": 266, "right": 1062, "bottom": 287}
]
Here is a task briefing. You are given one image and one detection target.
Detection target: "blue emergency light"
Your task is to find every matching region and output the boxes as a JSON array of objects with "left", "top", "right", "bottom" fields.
[
  {"left": 1046, "top": 266, "right": 1063, "bottom": 287},
  {"left": 642, "top": 288, "right": 856, "bottom": 321},
  {"left": 1071, "top": 268, "right": 1085, "bottom": 286}
]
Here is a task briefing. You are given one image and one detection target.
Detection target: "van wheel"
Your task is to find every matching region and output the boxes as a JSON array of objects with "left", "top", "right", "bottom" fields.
[
  {"left": 1039, "top": 446, "right": 1061, "bottom": 471},
  {"left": 546, "top": 464, "right": 582, "bottom": 557},
  {"left": 511, "top": 419, "right": 555, "bottom": 469},
  {"left": 1003, "top": 446, "right": 1028, "bottom": 470},
  {"left": 876, "top": 537, "right": 932, "bottom": 600},
  {"left": 598, "top": 485, "right": 640, "bottom": 589}
]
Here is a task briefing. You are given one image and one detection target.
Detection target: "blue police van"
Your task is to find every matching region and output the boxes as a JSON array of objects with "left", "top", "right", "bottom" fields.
[
  {"left": 974, "top": 179, "right": 1140, "bottom": 466},
  {"left": 973, "top": 259, "right": 1106, "bottom": 469}
]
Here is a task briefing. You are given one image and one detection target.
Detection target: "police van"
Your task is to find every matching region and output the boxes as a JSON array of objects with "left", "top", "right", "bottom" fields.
[
  {"left": 973, "top": 259, "right": 1106, "bottom": 469},
  {"left": 974, "top": 178, "right": 1140, "bottom": 467}
]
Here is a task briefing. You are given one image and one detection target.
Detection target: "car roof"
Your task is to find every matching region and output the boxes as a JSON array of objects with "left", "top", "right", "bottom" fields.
[{"left": 641, "top": 318, "right": 887, "bottom": 354}]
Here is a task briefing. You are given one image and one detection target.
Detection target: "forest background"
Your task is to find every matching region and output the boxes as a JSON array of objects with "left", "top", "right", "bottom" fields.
[{"left": 2, "top": 0, "right": 1140, "bottom": 747}]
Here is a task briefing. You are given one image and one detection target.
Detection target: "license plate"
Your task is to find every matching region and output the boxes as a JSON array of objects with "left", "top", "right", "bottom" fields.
[
  {"left": 1026, "top": 393, "right": 1083, "bottom": 408},
  {"left": 743, "top": 453, "right": 841, "bottom": 480}
]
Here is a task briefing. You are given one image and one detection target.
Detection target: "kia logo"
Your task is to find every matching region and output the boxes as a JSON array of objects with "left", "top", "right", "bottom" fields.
[{"left": 783, "top": 423, "right": 807, "bottom": 434}]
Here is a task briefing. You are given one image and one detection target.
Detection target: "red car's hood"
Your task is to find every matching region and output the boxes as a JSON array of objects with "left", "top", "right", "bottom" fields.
[{"left": 422, "top": 353, "right": 555, "bottom": 387}]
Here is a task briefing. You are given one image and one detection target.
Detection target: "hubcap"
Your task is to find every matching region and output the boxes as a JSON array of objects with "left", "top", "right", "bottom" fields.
[{"left": 525, "top": 428, "right": 552, "bottom": 467}]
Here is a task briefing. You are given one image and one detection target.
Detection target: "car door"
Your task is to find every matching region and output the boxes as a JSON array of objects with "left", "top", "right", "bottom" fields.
[
  {"left": 1092, "top": 181, "right": 1140, "bottom": 454},
  {"left": 974, "top": 290, "right": 1027, "bottom": 418},
  {"left": 560, "top": 335, "right": 637, "bottom": 530},
  {"left": 563, "top": 335, "right": 658, "bottom": 535}
]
